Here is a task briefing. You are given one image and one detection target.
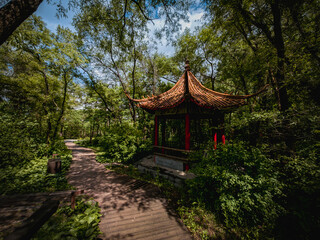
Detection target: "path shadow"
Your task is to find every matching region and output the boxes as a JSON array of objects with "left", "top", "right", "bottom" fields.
[{"left": 65, "top": 142, "right": 191, "bottom": 239}]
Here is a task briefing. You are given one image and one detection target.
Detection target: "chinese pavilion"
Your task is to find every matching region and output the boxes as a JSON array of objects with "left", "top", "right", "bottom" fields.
[{"left": 126, "top": 60, "right": 266, "bottom": 171}]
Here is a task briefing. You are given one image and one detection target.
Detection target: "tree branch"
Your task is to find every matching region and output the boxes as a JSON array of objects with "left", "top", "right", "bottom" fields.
[{"left": 0, "top": 0, "right": 43, "bottom": 45}]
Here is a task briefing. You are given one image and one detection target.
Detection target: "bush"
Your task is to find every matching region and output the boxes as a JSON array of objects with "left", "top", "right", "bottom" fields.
[
  {"left": 80, "top": 123, "right": 152, "bottom": 163},
  {"left": 185, "top": 142, "right": 283, "bottom": 238},
  {"left": 0, "top": 141, "right": 73, "bottom": 195},
  {"left": 33, "top": 197, "right": 101, "bottom": 240},
  {"left": 0, "top": 112, "right": 40, "bottom": 168},
  {"left": 274, "top": 154, "right": 320, "bottom": 239}
]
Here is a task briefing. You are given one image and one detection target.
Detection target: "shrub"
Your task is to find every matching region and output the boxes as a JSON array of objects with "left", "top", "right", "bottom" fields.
[
  {"left": 0, "top": 141, "right": 73, "bottom": 195},
  {"left": 0, "top": 112, "right": 40, "bottom": 168},
  {"left": 274, "top": 154, "right": 320, "bottom": 239},
  {"left": 80, "top": 123, "right": 152, "bottom": 163},
  {"left": 33, "top": 197, "right": 101, "bottom": 240},
  {"left": 185, "top": 142, "right": 283, "bottom": 238}
]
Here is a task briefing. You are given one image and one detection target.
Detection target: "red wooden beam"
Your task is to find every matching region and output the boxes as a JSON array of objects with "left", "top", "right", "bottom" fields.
[
  {"left": 154, "top": 115, "right": 158, "bottom": 146},
  {"left": 185, "top": 113, "right": 190, "bottom": 150}
]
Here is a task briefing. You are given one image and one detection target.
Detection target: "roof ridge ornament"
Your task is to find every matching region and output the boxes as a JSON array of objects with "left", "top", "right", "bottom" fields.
[{"left": 185, "top": 59, "right": 190, "bottom": 71}]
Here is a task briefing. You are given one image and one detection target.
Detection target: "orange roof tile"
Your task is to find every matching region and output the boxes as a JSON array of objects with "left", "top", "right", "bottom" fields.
[{"left": 126, "top": 62, "right": 267, "bottom": 112}]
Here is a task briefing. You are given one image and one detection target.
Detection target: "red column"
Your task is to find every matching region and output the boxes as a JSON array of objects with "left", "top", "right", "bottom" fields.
[
  {"left": 214, "top": 132, "right": 217, "bottom": 150},
  {"left": 154, "top": 115, "right": 158, "bottom": 146},
  {"left": 185, "top": 113, "right": 190, "bottom": 150}
]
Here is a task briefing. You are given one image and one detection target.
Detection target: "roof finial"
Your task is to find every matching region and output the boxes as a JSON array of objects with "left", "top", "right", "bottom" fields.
[{"left": 185, "top": 59, "right": 190, "bottom": 71}]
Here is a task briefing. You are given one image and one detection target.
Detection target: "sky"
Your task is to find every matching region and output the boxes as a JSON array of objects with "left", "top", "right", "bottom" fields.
[
  {"left": 147, "top": 8, "right": 205, "bottom": 54},
  {"left": 35, "top": 1, "right": 205, "bottom": 56},
  {"left": 35, "top": 1, "right": 75, "bottom": 32}
]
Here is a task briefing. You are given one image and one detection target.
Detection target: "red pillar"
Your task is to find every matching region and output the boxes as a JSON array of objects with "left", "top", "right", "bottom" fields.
[
  {"left": 154, "top": 115, "right": 158, "bottom": 146},
  {"left": 185, "top": 113, "right": 190, "bottom": 150},
  {"left": 214, "top": 132, "right": 217, "bottom": 150}
]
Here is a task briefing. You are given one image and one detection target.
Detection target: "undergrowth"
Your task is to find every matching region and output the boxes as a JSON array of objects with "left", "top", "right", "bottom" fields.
[
  {"left": 77, "top": 123, "right": 152, "bottom": 164},
  {"left": 0, "top": 140, "right": 73, "bottom": 195},
  {"left": 32, "top": 197, "right": 101, "bottom": 240}
]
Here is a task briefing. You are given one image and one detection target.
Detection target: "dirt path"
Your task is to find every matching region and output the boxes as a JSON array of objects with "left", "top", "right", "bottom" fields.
[{"left": 65, "top": 141, "right": 192, "bottom": 240}]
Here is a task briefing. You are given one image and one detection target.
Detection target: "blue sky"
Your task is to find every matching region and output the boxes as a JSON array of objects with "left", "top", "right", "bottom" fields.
[
  {"left": 35, "top": 1, "right": 204, "bottom": 56},
  {"left": 35, "top": 1, "right": 75, "bottom": 32}
]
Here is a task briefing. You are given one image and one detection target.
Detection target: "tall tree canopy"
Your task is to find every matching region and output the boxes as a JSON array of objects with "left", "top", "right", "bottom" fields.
[{"left": 0, "top": 1, "right": 319, "bottom": 239}]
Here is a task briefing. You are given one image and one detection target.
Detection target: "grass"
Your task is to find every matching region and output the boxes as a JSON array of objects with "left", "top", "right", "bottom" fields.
[{"left": 0, "top": 151, "right": 73, "bottom": 195}]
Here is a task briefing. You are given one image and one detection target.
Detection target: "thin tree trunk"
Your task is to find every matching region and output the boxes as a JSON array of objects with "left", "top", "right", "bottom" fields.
[
  {"left": 150, "top": 57, "right": 158, "bottom": 94},
  {"left": 89, "top": 123, "right": 93, "bottom": 144},
  {"left": 271, "top": 1, "right": 290, "bottom": 111},
  {"left": 96, "top": 123, "right": 100, "bottom": 136},
  {"left": 268, "top": 68, "right": 281, "bottom": 109},
  {"left": 52, "top": 71, "right": 68, "bottom": 142},
  {"left": 239, "top": 73, "right": 249, "bottom": 95},
  {"left": 39, "top": 70, "right": 51, "bottom": 144},
  {"left": 131, "top": 43, "right": 137, "bottom": 123}
]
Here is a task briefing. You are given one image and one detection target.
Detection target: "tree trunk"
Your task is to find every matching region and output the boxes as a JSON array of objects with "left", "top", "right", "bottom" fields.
[
  {"left": 271, "top": 1, "right": 290, "bottom": 112},
  {"left": 237, "top": 1, "right": 290, "bottom": 111},
  {"left": 52, "top": 71, "right": 68, "bottom": 142},
  {"left": 39, "top": 70, "right": 51, "bottom": 144},
  {"left": 210, "top": 63, "right": 215, "bottom": 90},
  {"left": 239, "top": 72, "right": 249, "bottom": 95},
  {"left": 151, "top": 57, "right": 158, "bottom": 94},
  {"left": 89, "top": 123, "right": 93, "bottom": 144},
  {"left": 96, "top": 123, "right": 100, "bottom": 136},
  {"left": 0, "top": 0, "right": 43, "bottom": 45},
  {"left": 130, "top": 42, "right": 137, "bottom": 123},
  {"left": 45, "top": 111, "right": 51, "bottom": 144}
]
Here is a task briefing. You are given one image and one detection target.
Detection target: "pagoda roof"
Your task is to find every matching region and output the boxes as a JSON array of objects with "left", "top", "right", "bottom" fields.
[{"left": 126, "top": 61, "right": 267, "bottom": 113}]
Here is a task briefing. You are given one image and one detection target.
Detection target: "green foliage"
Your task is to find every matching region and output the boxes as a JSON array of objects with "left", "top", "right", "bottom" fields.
[
  {"left": 186, "top": 143, "right": 283, "bottom": 238},
  {"left": 178, "top": 202, "right": 227, "bottom": 240},
  {"left": 80, "top": 123, "right": 152, "bottom": 164},
  {"left": 0, "top": 0, "right": 319, "bottom": 239},
  {"left": 0, "top": 141, "right": 72, "bottom": 195},
  {"left": 0, "top": 15, "right": 85, "bottom": 152},
  {"left": 274, "top": 154, "right": 320, "bottom": 239},
  {"left": 33, "top": 197, "right": 101, "bottom": 240},
  {"left": 0, "top": 110, "right": 39, "bottom": 168}
]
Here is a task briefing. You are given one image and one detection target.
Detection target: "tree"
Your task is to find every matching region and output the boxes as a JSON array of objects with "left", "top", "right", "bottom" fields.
[
  {"left": 204, "top": 0, "right": 293, "bottom": 111},
  {"left": 0, "top": 0, "right": 43, "bottom": 45},
  {"left": 0, "top": 15, "right": 85, "bottom": 149}
]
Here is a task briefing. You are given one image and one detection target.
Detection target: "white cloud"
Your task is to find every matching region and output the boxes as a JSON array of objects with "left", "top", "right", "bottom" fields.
[
  {"left": 181, "top": 11, "right": 204, "bottom": 31},
  {"left": 147, "top": 8, "right": 205, "bottom": 56},
  {"left": 36, "top": 2, "right": 204, "bottom": 57}
]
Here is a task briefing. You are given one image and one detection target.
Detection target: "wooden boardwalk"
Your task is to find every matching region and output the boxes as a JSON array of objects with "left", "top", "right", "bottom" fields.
[
  {"left": 0, "top": 191, "right": 74, "bottom": 239},
  {"left": 66, "top": 141, "right": 192, "bottom": 240}
]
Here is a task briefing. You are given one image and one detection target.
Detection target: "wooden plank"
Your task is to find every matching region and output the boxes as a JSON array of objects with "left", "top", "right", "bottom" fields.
[
  {"left": 65, "top": 141, "right": 192, "bottom": 240},
  {"left": 4, "top": 199, "right": 59, "bottom": 240},
  {"left": 0, "top": 190, "right": 77, "bottom": 207}
]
